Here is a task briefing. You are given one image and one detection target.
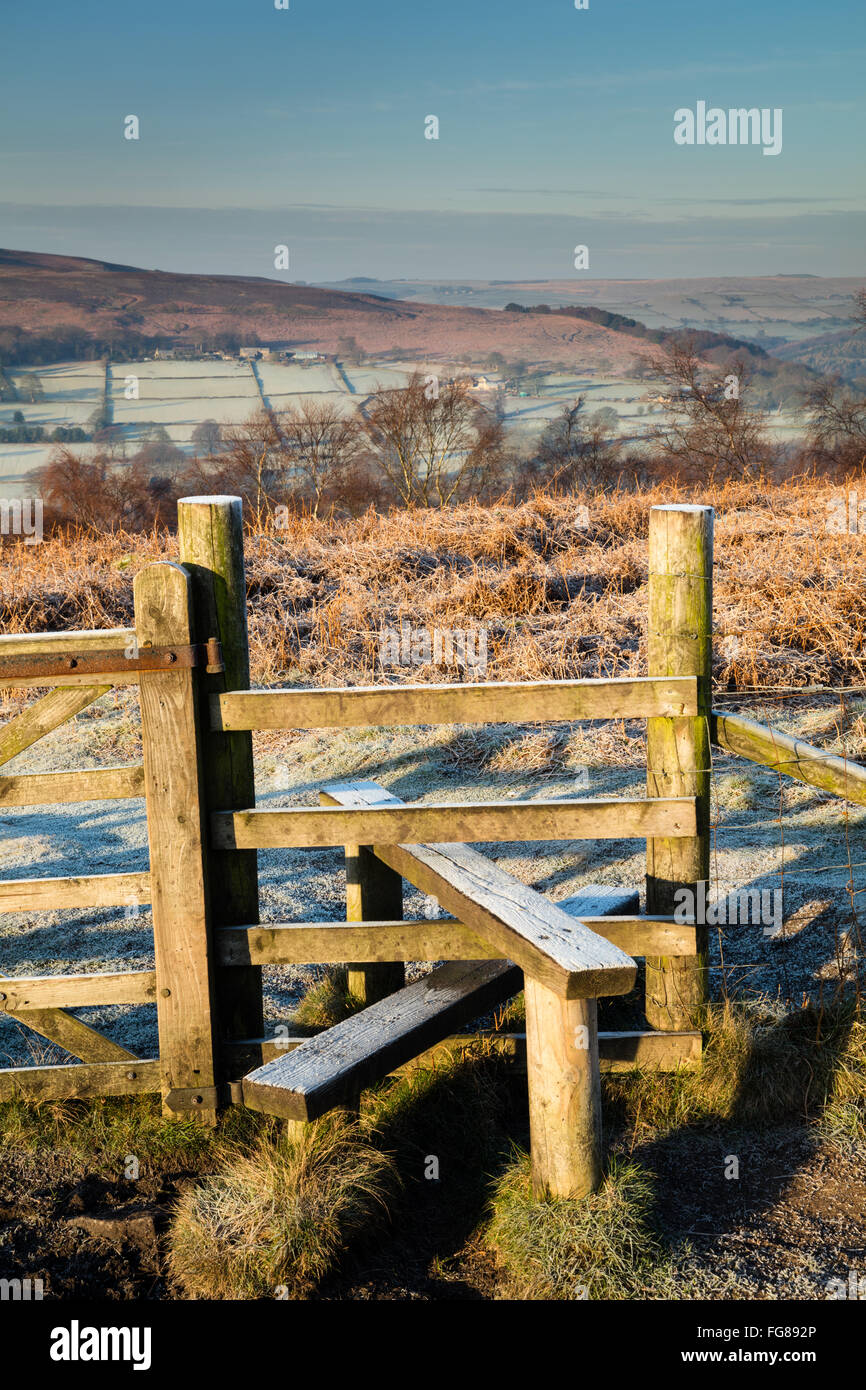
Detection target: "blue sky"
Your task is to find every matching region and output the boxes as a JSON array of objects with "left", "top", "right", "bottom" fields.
[{"left": 1, "top": 0, "right": 864, "bottom": 279}]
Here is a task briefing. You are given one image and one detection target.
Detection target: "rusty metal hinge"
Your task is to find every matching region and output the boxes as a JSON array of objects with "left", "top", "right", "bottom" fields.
[
  {"left": 163, "top": 1084, "right": 220, "bottom": 1112},
  {"left": 0, "top": 637, "right": 224, "bottom": 681}
]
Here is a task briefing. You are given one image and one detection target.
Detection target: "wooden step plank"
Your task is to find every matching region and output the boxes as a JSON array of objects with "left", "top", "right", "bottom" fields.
[
  {"left": 0, "top": 765, "right": 145, "bottom": 807},
  {"left": 242, "top": 959, "right": 523, "bottom": 1120},
  {"left": 212, "top": 795, "right": 696, "bottom": 851},
  {"left": 0, "top": 872, "right": 151, "bottom": 914},
  {"left": 213, "top": 675, "right": 698, "bottom": 733},
  {"left": 321, "top": 782, "right": 637, "bottom": 999}
]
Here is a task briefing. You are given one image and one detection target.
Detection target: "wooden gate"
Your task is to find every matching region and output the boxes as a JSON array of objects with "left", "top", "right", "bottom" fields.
[{"left": 0, "top": 497, "right": 717, "bottom": 1196}]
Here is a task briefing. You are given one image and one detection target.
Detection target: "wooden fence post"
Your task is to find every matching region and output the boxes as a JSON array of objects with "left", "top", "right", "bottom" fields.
[
  {"left": 177, "top": 497, "right": 264, "bottom": 1044},
  {"left": 135, "top": 562, "right": 219, "bottom": 1122},
  {"left": 318, "top": 788, "right": 404, "bottom": 1006},
  {"left": 344, "top": 843, "right": 404, "bottom": 1006},
  {"left": 645, "top": 504, "right": 713, "bottom": 1030},
  {"left": 524, "top": 979, "right": 601, "bottom": 1199}
]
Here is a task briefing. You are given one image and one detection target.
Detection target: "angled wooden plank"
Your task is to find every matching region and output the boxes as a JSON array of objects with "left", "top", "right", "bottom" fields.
[
  {"left": 216, "top": 915, "right": 695, "bottom": 965},
  {"left": 712, "top": 709, "right": 866, "bottom": 806},
  {"left": 0, "top": 1058, "right": 160, "bottom": 1103},
  {"left": 0, "top": 964, "right": 138, "bottom": 1063},
  {"left": 212, "top": 796, "right": 696, "bottom": 851},
  {"left": 0, "top": 765, "right": 145, "bottom": 807},
  {"left": 213, "top": 675, "right": 698, "bottom": 733},
  {"left": 0, "top": 872, "right": 151, "bottom": 914},
  {"left": 321, "top": 782, "right": 637, "bottom": 999},
  {"left": 0, "top": 970, "right": 156, "bottom": 1012},
  {"left": 136, "top": 561, "right": 219, "bottom": 1121},
  {"left": 242, "top": 959, "right": 523, "bottom": 1120},
  {"left": 0, "top": 686, "right": 110, "bottom": 767}
]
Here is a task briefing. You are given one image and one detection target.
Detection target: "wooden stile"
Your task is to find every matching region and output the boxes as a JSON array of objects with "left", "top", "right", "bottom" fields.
[
  {"left": 321, "top": 782, "right": 637, "bottom": 999},
  {"left": 178, "top": 496, "right": 263, "bottom": 1044},
  {"left": 135, "top": 561, "right": 219, "bottom": 1121},
  {"left": 645, "top": 504, "right": 713, "bottom": 1031}
]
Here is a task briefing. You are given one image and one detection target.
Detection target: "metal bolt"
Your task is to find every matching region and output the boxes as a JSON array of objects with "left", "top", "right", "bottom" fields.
[
  {"left": 67, "top": 657, "right": 78, "bottom": 670},
  {"left": 0, "top": 993, "right": 6, "bottom": 1002},
  {"left": 192, "top": 1095, "right": 203, "bottom": 1105},
  {"left": 126, "top": 1070, "right": 137, "bottom": 1081},
  {"left": 164, "top": 651, "right": 177, "bottom": 665},
  {"left": 160, "top": 987, "right": 171, "bottom": 998}
]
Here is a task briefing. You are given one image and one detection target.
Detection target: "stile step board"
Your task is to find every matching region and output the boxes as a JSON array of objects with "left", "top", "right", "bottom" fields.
[
  {"left": 555, "top": 886, "right": 640, "bottom": 919},
  {"left": 321, "top": 781, "right": 638, "bottom": 999},
  {"left": 242, "top": 959, "right": 522, "bottom": 1121}
]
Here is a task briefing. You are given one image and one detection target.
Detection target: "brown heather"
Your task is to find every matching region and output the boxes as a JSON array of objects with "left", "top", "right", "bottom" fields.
[{"left": 1, "top": 478, "right": 865, "bottom": 693}]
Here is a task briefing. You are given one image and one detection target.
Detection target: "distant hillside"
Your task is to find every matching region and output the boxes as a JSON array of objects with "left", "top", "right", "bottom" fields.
[
  {"left": 0, "top": 249, "right": 664, "bottom": 373},
  {"left": 774, "top": 326, "right": 866, "bottom": 385}
]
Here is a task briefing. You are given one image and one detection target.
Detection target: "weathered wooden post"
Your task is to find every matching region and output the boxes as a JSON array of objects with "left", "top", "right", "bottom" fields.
[
  {"left": 318, "top": 789, "right": 404, "bottom": 1006},
  {"left": 177, "top": 497, "right": 264, "bottom": 1045},
  {"left": 135, "top": 562, "right": 219, "bottom": 1122},
  {"left": 524, "top": 979, "right": 601, "bottom": 1199},
  {"left": 645, "top": 504, "right": 713, "bottom": 1030}
]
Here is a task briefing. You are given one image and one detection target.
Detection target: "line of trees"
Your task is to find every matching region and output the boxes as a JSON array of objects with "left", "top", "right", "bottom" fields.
[{"left": 26, "top": 288, "right": 866, "bottom": 531}]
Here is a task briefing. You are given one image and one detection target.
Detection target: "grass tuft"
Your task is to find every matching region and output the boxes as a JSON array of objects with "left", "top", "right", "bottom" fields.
[
  {"left": 168, "top": 1111, "right": 398, "bottom": 1299},
  {"left": 293, "top": 967, "right": 366, "bottom": 1029},
  {"left": 487, "top": 1152, "right": 680, "bottom": 1299}
]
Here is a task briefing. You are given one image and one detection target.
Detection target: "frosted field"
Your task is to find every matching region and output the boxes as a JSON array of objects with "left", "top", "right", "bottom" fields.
[
  {"left": 0, "top": 398, "right": 95, "bottom": 428},
  {"left": 256, "top": 361, "right": 341, "bottom": 395},
  {"left": 0, "top": 442, "right": 102, "bottom": 496},
  {"left": 10, "top": 362, "right": 104, "bottom": 404}
]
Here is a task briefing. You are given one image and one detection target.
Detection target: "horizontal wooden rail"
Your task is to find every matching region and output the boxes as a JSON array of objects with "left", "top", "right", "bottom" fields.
[
  {"left": 212, "top": 796, "right": 696, "bottom": 851},
  {"left": 217, "top": 915, "right": 697, "bottom": 966},
  {"left": 0, "top": 766, "right": 145, "bottom": 807},
  {"left": 712, "top": 710, "right": 866, "bottom": 806},
  {"left": 223, "top": 1028, "right": 703, "bottom": 1077},
  {"left": 0, "top": 629, "right": 134, "bottom": 657},
  {"left": 0, "top": 1058, "right": 160, "bottom": 1103},
  {"left": 0, "top": 871, "right": 152, "bottom": 914},
  {"left": 212, "top": 675, "right": 698, "bottom": 732},
  {"left": 0, "top": 628, "right": 137, "bottom": 689},
  {"left": 0, "top": 970, "right": 156, "bottom": 1011}
]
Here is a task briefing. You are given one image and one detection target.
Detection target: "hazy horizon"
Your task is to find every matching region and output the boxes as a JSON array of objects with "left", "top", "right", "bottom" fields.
[{"left": 2, "top": 0, "right": 864, "bottom": 281}]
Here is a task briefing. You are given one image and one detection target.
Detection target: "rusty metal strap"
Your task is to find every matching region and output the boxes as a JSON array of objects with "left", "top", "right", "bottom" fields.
[
  {"left": 163, "top": 1085, "right": 220, "bottom": 1112},
  {"left": 0, "top": 638, "right": 224, "bottom": 681}
]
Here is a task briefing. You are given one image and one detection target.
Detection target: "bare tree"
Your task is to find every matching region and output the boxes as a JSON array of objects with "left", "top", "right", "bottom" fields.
[
  {"left": 803, "top": 379, "right": 866, "bottom": 472},
  {"left": 362, "top": 372, "right": 504, "bottom": 506},
  {"left": 520, "top": 397, "right": 621, "bottom": 492},
  {"left": 647, "top": 337, "right": 770, "bottom": 479},
  {"left": 188, "top": 408, "right": 283, "bottom": 520},
  {"left": 276, "top": 400, "right": 364, "bottom": 516},
  {"left": 801, "top": 290, "right": 866, "bottom": 473}
]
